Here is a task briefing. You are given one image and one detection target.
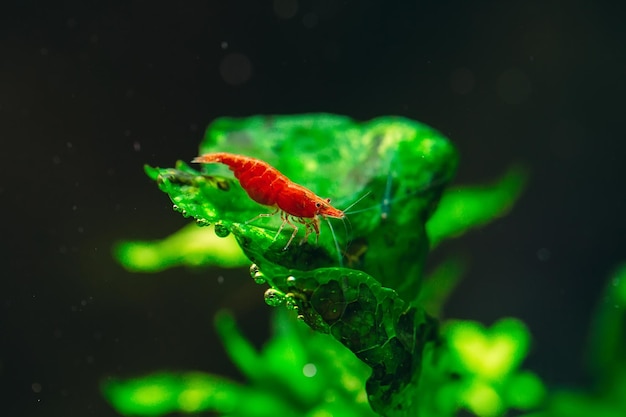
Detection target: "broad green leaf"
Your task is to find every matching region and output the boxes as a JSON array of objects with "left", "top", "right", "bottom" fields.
[
  {"left": 427, "top": 166, "right": 527, "bottom": 248},
  {"left": 249, "top": 264, "right": 438, "bottom": 417},
  {"left": 165, "top": 114, "right": 458, "bottom": 303}
]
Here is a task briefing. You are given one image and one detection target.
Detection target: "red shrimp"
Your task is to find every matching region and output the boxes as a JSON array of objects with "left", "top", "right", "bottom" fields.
[{"left": 192, "top": 152, "right": 345, "bottom": 249}]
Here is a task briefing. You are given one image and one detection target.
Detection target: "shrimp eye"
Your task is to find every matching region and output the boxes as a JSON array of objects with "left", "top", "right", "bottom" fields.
[
  {"left": 326, "top": 198, "right": 331, "bottom": 203},
  {"left": 315, "top": 202, "right": 321, "bottom": 208}
]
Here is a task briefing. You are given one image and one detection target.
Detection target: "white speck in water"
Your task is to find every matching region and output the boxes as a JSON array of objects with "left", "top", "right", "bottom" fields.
[
  {"left": 220, "top": 41, "right": 228, "bottom": 49},
  {"left": 537, "top": 247, "right": 551, "bottom": 261},
  {"left": 32, "top": 383, "right": 42, "bottom": 393},
  {"left": 217, "top": 276, "right": 224, "bottom": 284},
  {"left": 219, "top": 53, "right": 253, "bottom": 86},
  {"left": 133, "top": 141, "right": 141, "bottom": 151}
]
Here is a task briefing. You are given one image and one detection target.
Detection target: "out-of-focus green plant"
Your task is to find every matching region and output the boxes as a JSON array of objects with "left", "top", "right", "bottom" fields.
[
  {"left": 107, "top": 114, "right": 620, "bottom": 417},
  {"left": 104, "top": 309, "right": 376, "bottom": 417},
  {"left": 519, "top": 264, "right": 626, "bottom": 417}
]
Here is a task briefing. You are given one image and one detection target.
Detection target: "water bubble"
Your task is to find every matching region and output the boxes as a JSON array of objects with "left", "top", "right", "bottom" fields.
[
  {"left": 253, "top": 272, "right": 266, "bottom": 285},
  {"left": 219, "top": 53, "right": 253, "bottom": 86},
  {"left": 302, "top": 363, "right": 317, "bottom": 377},
  {"left": 537, "top": 248, "right": 551, "bottom": 261},
  {"left": 196, "top": 218, "right": 210, "bottom": 227},
  {"left": 286, "top": 276, "right": 296, "bottom": 284},
  {"left": 214, "top": 222, "right": 230, "bottom": 237},
  {"left": 285, "top": 298, "right": 298, "bottom": 311},
  {"left": 250, "top": 264, "right": 266, "bottom": 284},
  {"left": 172, "top": 204, "right": 180, "bottom": 212},
  {"left": 264, "top": 289, "right": 286, "bottom": 307}
]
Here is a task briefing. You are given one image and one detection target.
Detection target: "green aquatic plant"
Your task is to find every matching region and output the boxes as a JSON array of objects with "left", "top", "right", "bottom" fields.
[{"left": 107, "top": 114, "right": 612, "bottom": 417}]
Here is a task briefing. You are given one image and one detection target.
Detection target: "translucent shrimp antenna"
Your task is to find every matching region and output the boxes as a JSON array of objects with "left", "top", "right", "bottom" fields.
[
  {"left": 324, "top": 217, "right": 343, "bottom": 267},
  {"left": 345, "top": 175, "right": 451, "bottom": 216},
  {"left": 341, "top": 190, "right": 372, "bottom": 213}
]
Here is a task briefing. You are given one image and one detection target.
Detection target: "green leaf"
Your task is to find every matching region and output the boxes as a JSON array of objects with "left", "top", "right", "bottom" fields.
[
  {"left": 427, "top": 166, "right": 527, "bottom": 248},
  {"left": 193, "top": 115, "right": 457, "bottom": 301},
  {"left": 113, "top": 223, "right": 249, "bottom": 272},
  {"left": 250, "top": 265, "right": 438, "bottom": 416}
]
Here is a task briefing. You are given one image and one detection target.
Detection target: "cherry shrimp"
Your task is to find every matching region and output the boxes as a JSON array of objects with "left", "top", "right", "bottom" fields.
[
  {"left": 192, "top": 152, "right": 347, "bottom": 251},
  {"left": 192, "top": 152, "right": 444, "bottom": 267}
]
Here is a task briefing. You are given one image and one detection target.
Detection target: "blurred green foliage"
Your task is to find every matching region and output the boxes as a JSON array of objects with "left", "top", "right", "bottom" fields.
[{"left": 106, "top": 114, "right": 625, "bottom": 417}]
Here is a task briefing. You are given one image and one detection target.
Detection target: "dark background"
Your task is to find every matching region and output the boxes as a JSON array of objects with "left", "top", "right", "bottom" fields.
[{"left": 1, "top": 0, "right": 625, "bottom": 416}]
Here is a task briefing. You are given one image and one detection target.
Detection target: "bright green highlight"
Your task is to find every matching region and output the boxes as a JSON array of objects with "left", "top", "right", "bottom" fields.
[
  {"left": 447, "top": 319, "right": 530, "bottom": 380},
  {"left": 103, "top": 373, "right": 236, "bottom": 416},
  {"left": 427, "top": 166, "right": 527, "bottom": 248},
  {"left": 412, "top": 319, "right": 544, "bottom": 417},
  {"left": 114, "top": 223, "right": 248, "bottom": 272},
  {"left": 103, "top": 309, "right": 376, "bottom": 417},
  {"left": 443, "top": 319, "right": 544, "bottom": 416}
]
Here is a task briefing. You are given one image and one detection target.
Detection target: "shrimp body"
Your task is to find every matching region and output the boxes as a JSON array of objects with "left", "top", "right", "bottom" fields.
[{"left": 192, "top": 152, "right": 344, "bottom": 248}]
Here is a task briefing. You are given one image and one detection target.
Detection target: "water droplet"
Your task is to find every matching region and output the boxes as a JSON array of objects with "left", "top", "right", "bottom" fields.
[
  {"left": 196, "top": 218, "right": 210, "bottom": 227},
  {"left": 253, "top": 272, "right": 266, "bottom": 285},
  {"left": 285, "top": 298, "right": 298, "bottom": 310},
  {"left": 302, "top": 363, "right": 317, "bottom": 377},
  {"left": 214, "top": 222, "right": 230, "bottom": 237},
  {"left": 264, "top": 289, "right": 286, "bottom": 307}
]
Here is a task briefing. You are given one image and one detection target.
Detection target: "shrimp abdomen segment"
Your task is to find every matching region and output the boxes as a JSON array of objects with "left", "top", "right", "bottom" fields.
[
  {"left": 275, "top": 183, "right": 317, "bottom": 218},
  {"left": 193, "top": 153, "right": 285, "bottom": 206}
]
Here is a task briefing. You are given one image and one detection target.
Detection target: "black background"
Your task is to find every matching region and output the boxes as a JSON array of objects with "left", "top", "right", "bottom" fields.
[{"left": 1, "top": 1, "right": 625, "bottom": 416}]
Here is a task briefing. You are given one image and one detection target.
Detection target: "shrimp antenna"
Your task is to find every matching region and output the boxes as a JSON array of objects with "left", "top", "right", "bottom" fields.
[
  {"left": 342, "top": 190, "right": 372, "bottom": 213},
  {"left": 324, "top": 217, "right": 343, "bottom": 267}
]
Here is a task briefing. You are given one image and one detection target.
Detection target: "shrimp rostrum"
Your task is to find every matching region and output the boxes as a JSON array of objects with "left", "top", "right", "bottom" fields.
[{"left": 192, "top": 152, "right": 344, "bottom": 249}]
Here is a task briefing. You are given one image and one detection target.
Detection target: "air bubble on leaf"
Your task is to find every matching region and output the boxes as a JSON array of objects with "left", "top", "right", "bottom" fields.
[
  {"left": 285, "top": 297, "right": 298, "bottom": 311},
  {"left": 196, "top": 218, "right": 210, "bottom": 227},
  {"left": 249, "top": 264, "right": 259, "bottom": 277},
  {"left": 286, "top": 276, "right": 296, "bottom": 284},
  {"left": 214, "top": 222, "right": 230, "bottom": 237},
  {"left": 264, "top": 288, "right": 286, "bottom": 307},
  {"left": 253, "top": 272, "right": 266, "bottom": 284},
  {"left": 172, "top": 204, "right": 180, "bottom": 212}
]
